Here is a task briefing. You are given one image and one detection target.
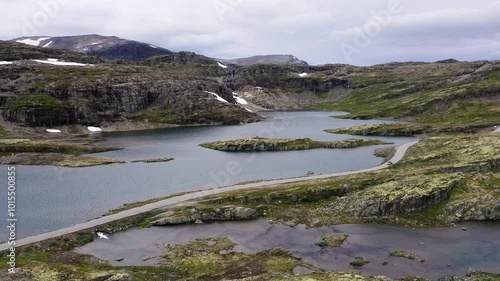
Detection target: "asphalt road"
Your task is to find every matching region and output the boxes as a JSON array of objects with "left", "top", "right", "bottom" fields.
[{"left": 0, "top": 140, "right": 419, "bottom": 251}]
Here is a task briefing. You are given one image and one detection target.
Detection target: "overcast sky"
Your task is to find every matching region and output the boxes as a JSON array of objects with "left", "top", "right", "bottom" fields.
[{"left": 1, "top": 0, "right": 499, "bottom": 65}]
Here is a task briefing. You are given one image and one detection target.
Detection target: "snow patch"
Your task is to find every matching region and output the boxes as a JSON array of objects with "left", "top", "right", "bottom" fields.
[
  {"left": 217, "top": 61, "right": 228, "bottom": 69},
  {"left": 33, "top": 59, "right": 90, "bottom": 66},
  {"left": 91, "top": 42, "right": 100, "bottom": 45},
  {"left": 46, "top": 129, "right": 62, "bottom": 133},
  {"left": 16, "top": 37, "right": 51, "bottom": 46},
  {"left": 42, "top": 41, "right": 53, "bottom": 48},
  {"left": 245, "top": 108, "right": 254, "bottom": 113},
  {"left": 149, "top": 45, "right": 158, "bottom": 49},
  {"left": 299, "top": 72, "right": 309, "bottom": 78},
  {"left": 0, "top": 61, "right": 13, "bottom": 65},
  {"left": 233, "top": 93, "right": 248, "bottom": 105},
  {"left": 204, "top": 91, "right": 229, "bottom": 103},
  {"left": 88, "top": 126, "right": 102, "bottom": 133}
]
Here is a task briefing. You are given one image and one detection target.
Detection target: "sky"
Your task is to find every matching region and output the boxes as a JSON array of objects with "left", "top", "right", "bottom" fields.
[{"left": 0, "top": 0, "right": 499, "bottom": 65}]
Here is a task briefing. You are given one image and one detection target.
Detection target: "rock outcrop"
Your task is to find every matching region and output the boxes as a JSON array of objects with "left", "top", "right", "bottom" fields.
[
  {"left": 200, "top": 137, "right": 390, "bottom": 152},
  {"left": 0, "top": 63, "right": 261, "bottom": 128},
  {"left": 151, "top": 206, "right": 258, "bottom": 226}
]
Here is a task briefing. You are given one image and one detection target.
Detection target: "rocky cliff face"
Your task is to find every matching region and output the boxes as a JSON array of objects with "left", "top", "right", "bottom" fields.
[
  {"left": 0, "top": 39, "right": 262, "bottom": 130},
  {"left": 0, "top": 67, "right": 257, "bottom": 127}
]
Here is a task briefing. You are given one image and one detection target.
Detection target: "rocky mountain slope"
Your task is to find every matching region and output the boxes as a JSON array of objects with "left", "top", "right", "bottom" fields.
[
  {"left": 12, "top": 34, "right": 172, "bottom": 60},
  {"left": 1, "top": 39, "right": 498, "bottom": 135},
  {"left": 313, "top": 61, "right": 500, "bottom": 128},
  {"left": 0, "top": 41, "right": 261, "bottom": 134}
]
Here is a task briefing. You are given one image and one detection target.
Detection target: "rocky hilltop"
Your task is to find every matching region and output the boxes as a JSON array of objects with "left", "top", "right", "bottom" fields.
[
  {"left": 12, "top": 34, "right": 173, "bottom": 60},
  {"left": 219, "top": 54, "right": 308, "bottom": 66}
]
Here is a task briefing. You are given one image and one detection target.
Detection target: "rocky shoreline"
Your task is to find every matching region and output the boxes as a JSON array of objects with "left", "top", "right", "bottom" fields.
[{"left": 0, "top": 138, "right": 124, "bottom": 167}]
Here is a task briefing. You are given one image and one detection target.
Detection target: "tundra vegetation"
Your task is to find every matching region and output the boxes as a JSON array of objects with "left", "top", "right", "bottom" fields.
[
  {"left": 0, "top": 42, "right": 499, "bottom": 280},
  {"left": 200, "top": 137, "right": 390, "bottom": 152},
  {"left": 0, "top": 139, "right": 124, "bottom": 167}
]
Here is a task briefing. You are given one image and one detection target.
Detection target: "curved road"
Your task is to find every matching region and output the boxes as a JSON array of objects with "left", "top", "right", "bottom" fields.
[{"left": 0, "top": 140, "right": 419, "bottom": 251}]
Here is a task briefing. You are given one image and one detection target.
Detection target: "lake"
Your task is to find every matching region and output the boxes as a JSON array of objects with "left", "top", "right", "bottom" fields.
[{"left": 0, "top": 111, "right": 416, "bottom": 239}]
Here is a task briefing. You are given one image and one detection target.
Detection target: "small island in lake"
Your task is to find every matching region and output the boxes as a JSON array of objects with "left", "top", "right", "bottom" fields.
[
  {"left": 131, "top": 157, "right": 174, "bottom": 163},
  {"left": 200, "top": 137, "right": 391, "bottom": 152}
]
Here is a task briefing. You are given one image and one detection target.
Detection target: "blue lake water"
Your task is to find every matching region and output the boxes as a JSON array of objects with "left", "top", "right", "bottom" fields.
[{"left": 0, "top": 111, "right": 416, "bottom": 239}]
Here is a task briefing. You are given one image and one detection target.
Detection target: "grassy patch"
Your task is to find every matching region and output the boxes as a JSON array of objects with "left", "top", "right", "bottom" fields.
[
  {"left": 314, "top": 63, "right": 500, "bottom": 128},
  {"left": 131, "top": 157, "right": 174, "bottom": 163},
  {"left": 56, "top": 157, "right": 125, "bottom": 167},
  {"left": 325, "top": 123, "right": 430, "bottom": 136},
  {"left": 0, "top": 139, "right": 123, "bottom": 167},
  {"left": 11, "top": 93, "right": 67, "bottom": 109},
  {"left": 159, "top": 237, "right": 305, "bottom": 280},
  {"left": 315, "top": 233, "right": 349, "bottom": 247},
  {"left": 0, "top": 139, "right": 117, "bottom": 155},
  {"left": 350, "top": 256, "right": 369, "bottom": 267},
  {"left": 390, "top": 249, "right": 418, "bottom": 260}
]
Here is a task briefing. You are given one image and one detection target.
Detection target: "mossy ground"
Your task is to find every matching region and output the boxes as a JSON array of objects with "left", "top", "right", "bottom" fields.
[
  {"left": 131, "top": 157, "right": 174, "bottom": 163},
  {"left": 200, "top": 137, "right": 390, "bottom": 152},
  {"left": 0, "top": 139, "right": 123, "bottom": 167},
  {"left": 390, "top": 249, "right": 418, "bottom": 260},
  {"left": 0, "top": 139, "right": 116, "bottom": 154},
  {"left": 314, "top": 62, "right": 500, "bottom": 129},
  {"left": 0, "top": 126, "right": 6, "bottom": 137},
  {"left": 350, "top": 257, "right": 370, "bottom": 267},
  {"left": 326, "top": 123, "right": 431, "bottom": 136},
  {"left": 315, "top": 233, "right": 349, "bottom": 247}
]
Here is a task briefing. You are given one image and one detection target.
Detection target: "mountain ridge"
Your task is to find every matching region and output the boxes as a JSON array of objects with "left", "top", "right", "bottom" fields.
[
  {"left": 12, "top": 34, "right": 309, "bottom": 65},
  {"left": 12, "top": 34, "right": 173, "bottom": 61}
]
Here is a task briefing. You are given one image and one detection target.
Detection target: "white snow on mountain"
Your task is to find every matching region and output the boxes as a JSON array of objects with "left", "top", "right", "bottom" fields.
[
  {"left": 0, "top": 61, "right": 13, "bottom": 65},
  {"left": 245, "top": 108, "right": 254, "bottom": 112},
  {"left": 33, "top": 59, "right": 90, "bottom": 66},
  {"left": 149, "top": 45, "right": 158, "bottom": 49},
  {"left": 217, "top": 61, "right": 228, "bottom": 69},
  {"left": 204, "top": 91, "right": 229, "bottom": 103},
  {"left": 42, "top": 41, "right": 53, "bottom": 48},
  {"left": 16, "top": 37, "right": 51, "bottom": 46},
  {"left": 88, "top": 126, "right": 102, "bottom": 133},
  {"left": 232, "top": 93, "right": 248, "bottom": 105},
  {"left": 46, "top": 129, "right": 62, "bottom": 133},
  {"left": 299, "top": 72, "right": 309, "bottom": 78}
]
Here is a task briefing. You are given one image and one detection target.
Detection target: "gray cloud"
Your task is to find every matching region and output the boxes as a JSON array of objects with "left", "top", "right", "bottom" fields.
[{"left": 0, "top": 0, "right": 499, "bottom": 65}]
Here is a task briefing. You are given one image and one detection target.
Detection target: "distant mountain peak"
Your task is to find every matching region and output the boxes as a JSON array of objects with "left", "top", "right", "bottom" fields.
[
  {"left": 11, "top": 34, "right": 172, "bottom": 61},
  {"left": 219, "top": 54, "right": 308, "bottom": 66}
]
